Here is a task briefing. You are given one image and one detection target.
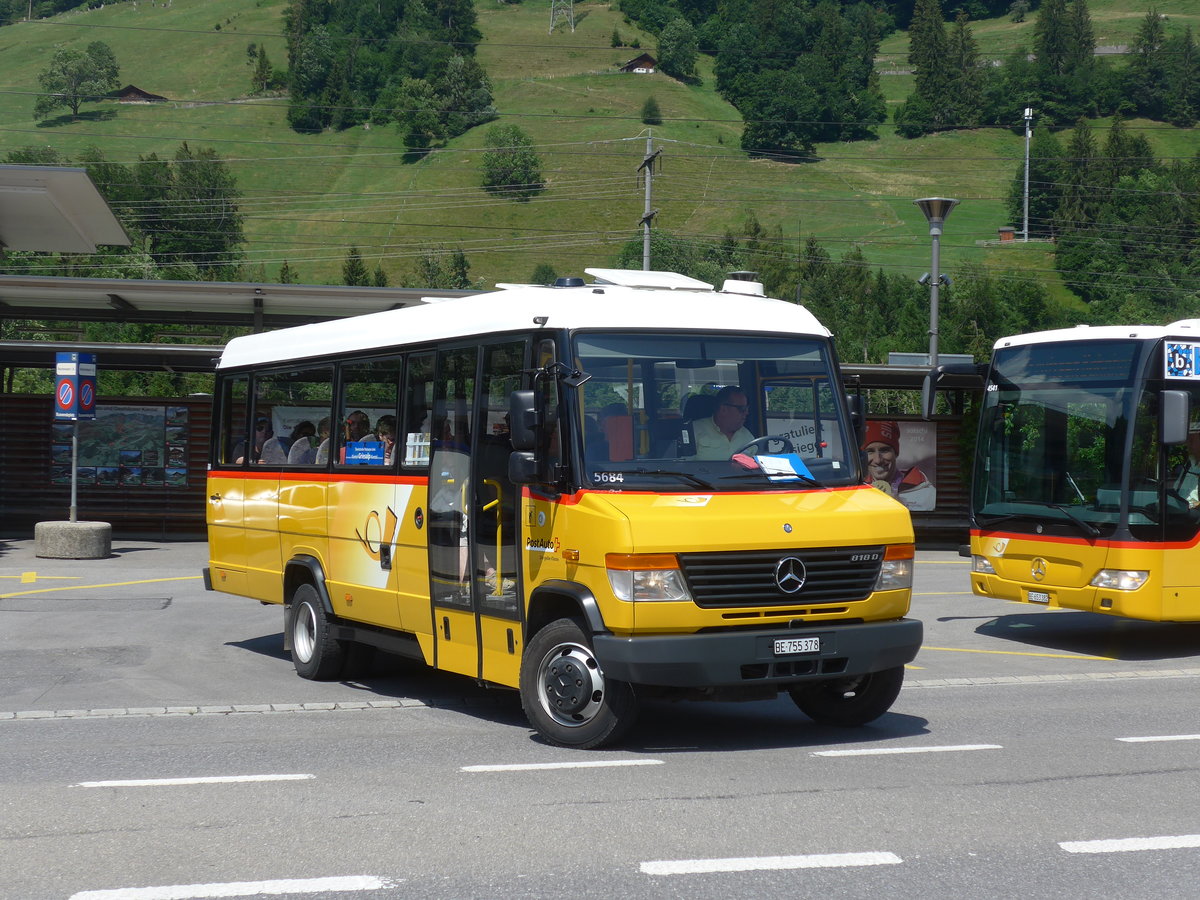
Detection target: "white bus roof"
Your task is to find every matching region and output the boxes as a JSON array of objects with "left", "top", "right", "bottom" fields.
[
  {"left": 217, "top": 270, "right": 831, "bottom": 371},
  {"left": 994, "top": 320, "right": 1200, "bottom": 351}
]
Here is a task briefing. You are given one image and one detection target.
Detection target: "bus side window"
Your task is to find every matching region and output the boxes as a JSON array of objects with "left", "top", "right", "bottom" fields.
[
  {"left": 402, "top": 353, "right": 435, "bottom": 468},
  {"left": 336, "top": 357, "right": 402, "bottom": 467},
  {"left": 216, "top": 374, "right": 250, "bottom": 466},
  {"left": 255, "top": 366, "right": 334, "bottom": 467}
]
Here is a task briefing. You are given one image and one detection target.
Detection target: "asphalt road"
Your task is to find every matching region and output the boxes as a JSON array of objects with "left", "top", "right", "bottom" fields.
[{"left": 3, "top": 538, "right": 1199, "bottom": 899}]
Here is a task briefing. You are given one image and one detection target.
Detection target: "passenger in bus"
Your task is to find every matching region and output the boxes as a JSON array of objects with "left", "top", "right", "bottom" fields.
[
  {"left": 862, "top": 420, "right": 936, "bottom": 511},
  {"left": 693, "top": 386, "right": 755, "bottom": 460},
  {"left": 374, "top": 414, "right": 397, "bottom": 465},
  {"left": 234, "top": 415, "right": 273, "bottom": 463},
  {"left": 261, "top": 420, "right": 315, "bottom": 465},
  {"left": 316, "top": 410, "right": 370, "bottom": 464},
  {"left": 290, "top": 417, "right": 330, "bottom": 465}
]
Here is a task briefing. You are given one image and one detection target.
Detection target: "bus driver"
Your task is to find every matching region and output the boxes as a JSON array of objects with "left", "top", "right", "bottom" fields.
[{"left": 693, "top": 385, "right": 755, "bottom": 460}]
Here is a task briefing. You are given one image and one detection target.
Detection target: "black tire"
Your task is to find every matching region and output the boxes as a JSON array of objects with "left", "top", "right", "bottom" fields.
[
  {"left": 520, "top": 617, "right": 638, "bottom": 749},
  {"left": 289, "top": 583, "right": 346, "bottom": 680},
  {"left": 789, "top": 665, "right": 904, "bottom": 727}
]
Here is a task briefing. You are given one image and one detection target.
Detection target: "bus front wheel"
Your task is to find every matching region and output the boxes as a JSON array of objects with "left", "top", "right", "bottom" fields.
[
  {"left": 520, "top": 618, "right": 637, "bottom": 749},
  {"left": 289, "top": 584, "right": 346, "bottom": 680},
  {"left": 788, "top": 666, "right": 904, "bottom": 727}
]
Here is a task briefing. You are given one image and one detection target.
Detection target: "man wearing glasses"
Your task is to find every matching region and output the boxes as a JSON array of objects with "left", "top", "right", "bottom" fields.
[{"left": 693, "top": 385, "right": 754, "bottom": 460}]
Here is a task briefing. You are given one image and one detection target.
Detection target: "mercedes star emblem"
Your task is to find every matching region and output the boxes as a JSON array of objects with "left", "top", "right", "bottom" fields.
[
  {"left": 775, "top": 556, "right": 807, "bottom": 594},
  {"left": 1031, "top": 557, "right": 1048, "bottom": 582}
]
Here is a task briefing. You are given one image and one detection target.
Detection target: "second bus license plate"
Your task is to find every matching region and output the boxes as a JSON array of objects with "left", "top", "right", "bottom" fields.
[
  {"left": 774, "top": 636, "right": 820, "bottom": 655},
  {"left": 1028, "top": 590, "right": 1050, "bottom": 604}
]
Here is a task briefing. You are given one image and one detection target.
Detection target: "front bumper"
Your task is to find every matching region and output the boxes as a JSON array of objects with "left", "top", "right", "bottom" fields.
[{"left": 593, "top": 618, "right": 922, "bottom": 688}]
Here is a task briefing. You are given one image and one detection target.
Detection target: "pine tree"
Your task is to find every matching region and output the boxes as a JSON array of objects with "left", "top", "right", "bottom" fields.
[
  {"left": 1100, "top": 113, "right": 1154, "bottom": 188},
  {"left": 1165, "top": 26, "right": 1199, "bottom": 126},
  {"left": 907, "top": 0, "right": 951, "bottom": 113},
  {"left": 1065, "top": 0, "right": 1096, "bottom": 75},
  {"left": 946, "top": 12, "right": 984, "bottom": 128},
  {"left": 1033, "top": 0, "right": 1071, "bottom": 78},
  {"left": 1057, "top": 118, "right": 1100, "bottom": 228},
  {"left": 641, "top": 95, "right": 663, "bottom": 126},
  {"left": 252, "top": 45, "right": 273, "bottom": 94},
  {"left": 342, "top": 247, "right": 370, "bottom": 286},
  {"left": 372, "top": 263, "right": 389, "bottom": 287},
  {"left": 1128, "top": 9, "right": 1168, "bottom": 119},
  {"left": 278, "top": 260, "right": 298, "bottom": 284}
]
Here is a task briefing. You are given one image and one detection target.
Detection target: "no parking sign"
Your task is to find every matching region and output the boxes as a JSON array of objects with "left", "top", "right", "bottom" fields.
[{"left": 54, "top": 352, "right": 97, "bottom": 421}]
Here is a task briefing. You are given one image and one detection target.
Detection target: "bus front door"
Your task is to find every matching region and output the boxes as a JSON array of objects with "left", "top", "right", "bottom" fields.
[{"left": 427, "top": 342, "right": 525, "bottom": 686}]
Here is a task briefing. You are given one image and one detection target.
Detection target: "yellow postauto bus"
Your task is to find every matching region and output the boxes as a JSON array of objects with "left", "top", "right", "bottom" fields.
[
  {"left": 969, "top": 321, "right": 1200, "bottom": 622},
  {"left": 205, "top": 268, "right": 921, "bottom": 747}
]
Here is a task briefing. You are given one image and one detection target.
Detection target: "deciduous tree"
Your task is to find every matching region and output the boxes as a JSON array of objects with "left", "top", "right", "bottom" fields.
[
  {"left": 34, "top": 41, "right": 120, "bottom": 120},
  {"left": 480, "top": 124, "right": 544, "bottom": 200}
]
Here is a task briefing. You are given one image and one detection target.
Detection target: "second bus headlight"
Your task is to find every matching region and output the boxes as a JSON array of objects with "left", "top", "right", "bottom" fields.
[
  {"left": 606, "top": 553, "right": 692, "bottom": 602},
  {"left": 1090, "top": 569, "right": 1149, "bottom": 591}
]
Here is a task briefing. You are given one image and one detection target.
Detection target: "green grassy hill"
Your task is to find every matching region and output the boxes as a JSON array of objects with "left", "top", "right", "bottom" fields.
[{"left": 0, "top": 0, "right": 1191, "bottom": 302}]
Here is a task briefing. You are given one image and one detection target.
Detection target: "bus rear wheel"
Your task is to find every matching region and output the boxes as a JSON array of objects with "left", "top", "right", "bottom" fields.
[
  {"left": 289, "top": 584, "right": 346, "bottom": 680},
  {"left": 520, "top": 618, "right": 637, "bottom": 749},
  {"left": 789, "top": 665, "right": 904, "bottom": 727}
]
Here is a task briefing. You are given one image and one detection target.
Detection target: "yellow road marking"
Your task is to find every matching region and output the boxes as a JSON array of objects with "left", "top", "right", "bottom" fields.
[
  {"left": 914, "top": 592, "right": 975, "bottom": 596},
  {"left": 922, "top": 645, "right": 1115, "bottom": 661},
  {"left": 0, "top": 573, "right": 80, "bottom": 582},
  {"left": 904, "top": 664, "right": 925, "bottom": 670},
  {"left": 0, "top": 575, "right": 200, "bottom": 600}
]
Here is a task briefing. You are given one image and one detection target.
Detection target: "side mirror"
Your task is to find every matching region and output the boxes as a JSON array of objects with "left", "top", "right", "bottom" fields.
[
  {"left": 922, "top": 363, "right": 982, "bottom": 419},
  {"left": 508, "top": 450, "right": 538, "bottom": 485},
  {"left": 846, "top": 393, "right": 865, "bottom": 448},
  {"left": 509, "top": 389, "right": 538, "bottom": 452},
  {"left": 920, "top": 370, "right": 937, "bottom": 420},
  {"left": 1162, "top": 389, "right": 1190, "bottom": 446}
]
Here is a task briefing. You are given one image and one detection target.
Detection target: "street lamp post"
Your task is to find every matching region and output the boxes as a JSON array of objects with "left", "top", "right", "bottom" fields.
[{"left": 914, "top": 197, "right": 959, "bottom": 369}]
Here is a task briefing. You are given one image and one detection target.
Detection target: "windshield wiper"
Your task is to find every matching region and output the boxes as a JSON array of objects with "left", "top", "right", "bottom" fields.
[
  {"left": 979, "top": 501, "right": 1099, "bottom": 537},
  {"left": 630, "top": 468, "right": 714, "bottom": 490}
]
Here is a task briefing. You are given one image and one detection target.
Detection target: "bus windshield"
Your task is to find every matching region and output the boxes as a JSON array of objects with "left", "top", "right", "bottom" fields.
[
  {"left": 972, "top": 339, "right": 1149, "bottom": 539},
  {"left": 573, "top": 332, "right": 858, "bottom": 491}
]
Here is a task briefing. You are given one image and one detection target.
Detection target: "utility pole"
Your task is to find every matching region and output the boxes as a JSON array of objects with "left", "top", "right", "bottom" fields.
[
  {"left": 637, "top": 135, "right": 660, "bottom": 270},
  {"left": 1022, "top": 107, "right": 1033, "bottom": 242}
]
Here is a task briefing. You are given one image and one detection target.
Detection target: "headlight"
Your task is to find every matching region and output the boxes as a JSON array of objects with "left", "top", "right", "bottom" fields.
[
  {"left": 606, "top": 553, "right": 692, "bottom": 602},
  {"left": 1090, "top": 569, "right": 1149, "bottom": 591},
  {"left": 873, "top": 544, "right": 914, "bottom": 591},
  {"left": 972, "top": 555, "right": 996, "bottom": 574}
]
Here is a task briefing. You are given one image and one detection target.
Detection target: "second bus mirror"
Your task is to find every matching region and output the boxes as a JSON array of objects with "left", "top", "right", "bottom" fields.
[
  {"left": 1161, "top": 389, "right": 1190, "bottom": 446},
  {"left": 509, "top": 389, "right": 539, "bottom": 452},
  {"left": 846, "top": 392, "right": 865, "bottom": 448}
]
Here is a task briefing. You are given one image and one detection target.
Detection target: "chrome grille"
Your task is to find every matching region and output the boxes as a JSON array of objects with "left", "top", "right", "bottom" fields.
[{"left": 678, "top": 546, "right": 884, "bottom": 608}]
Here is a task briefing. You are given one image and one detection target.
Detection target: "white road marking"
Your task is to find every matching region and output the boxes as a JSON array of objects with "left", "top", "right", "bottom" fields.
[
  {"left": 1060, "top": 835, "right": 1200, "bottom": 854},
  {"left": 69, "top": 875, "right": 395, "bottom": 899},
  {"left": 812, "top": 744, "right": 1002, "bottom": 757},
  {"left": 1116, "top": 733, "right": 1200, "bottom": 743},
  {"left": 462, "top": 759, "right": 664, "bottom": 772},
  {"left": 74, "top": 774, "right": 315, "bottom": 788},
  {"left": 641, "top": 851, "right": 902, "bottom": 875}
]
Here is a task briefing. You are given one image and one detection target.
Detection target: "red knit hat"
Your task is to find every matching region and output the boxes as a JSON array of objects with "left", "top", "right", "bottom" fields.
[{"left": 862, "top": 419, "right": 899, "bottom": 452}]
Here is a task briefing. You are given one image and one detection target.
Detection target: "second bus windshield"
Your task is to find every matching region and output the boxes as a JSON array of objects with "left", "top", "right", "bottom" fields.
[{"left": 973, "top": 339, "right": 1148, "bottom": 538}]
